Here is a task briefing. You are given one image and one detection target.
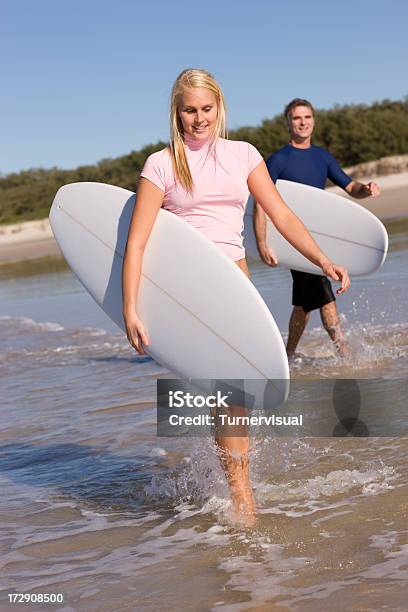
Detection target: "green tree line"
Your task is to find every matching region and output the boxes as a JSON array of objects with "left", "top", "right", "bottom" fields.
[{"left": 1, "top": 98, "right": 407, "bottom": 225}]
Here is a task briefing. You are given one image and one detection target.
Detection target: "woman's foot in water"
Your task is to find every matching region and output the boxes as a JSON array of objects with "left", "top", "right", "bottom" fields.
[{"left": 230, "top": 482, "right": 256, "bottom": 526}]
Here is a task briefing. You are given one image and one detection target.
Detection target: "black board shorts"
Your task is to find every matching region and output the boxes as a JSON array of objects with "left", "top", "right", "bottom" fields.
[{"left": 291, "top": 270, "right": 336, "bottom": 313}]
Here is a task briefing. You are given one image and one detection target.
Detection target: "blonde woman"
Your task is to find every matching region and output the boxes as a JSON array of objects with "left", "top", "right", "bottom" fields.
[{"left": 122, "top": 68, "right": 350, "bottom": 522}]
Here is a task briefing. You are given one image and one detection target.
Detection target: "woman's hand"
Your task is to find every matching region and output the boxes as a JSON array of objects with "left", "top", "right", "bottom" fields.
[
  {"left": 122, "top": 177, "right": 164, "bottom": 356},
  {"left": 321, "top": 261, "right": 350, "bottom": 295},
  {"left": 123, "top": 311, "right": 149, "bottom": 355}
]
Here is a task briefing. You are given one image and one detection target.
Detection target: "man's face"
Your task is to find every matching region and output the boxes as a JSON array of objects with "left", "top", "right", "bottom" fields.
[{"left": 287, "top": 105, "right": 315, "bottom": 141}]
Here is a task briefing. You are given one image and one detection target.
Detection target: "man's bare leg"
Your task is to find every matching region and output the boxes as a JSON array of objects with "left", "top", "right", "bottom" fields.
[
  {"left": 286, "top": 306, "right": 310, "bottom": 358},
  {"left": 319, "top": 301, "right": 349, "bottom": 356}
]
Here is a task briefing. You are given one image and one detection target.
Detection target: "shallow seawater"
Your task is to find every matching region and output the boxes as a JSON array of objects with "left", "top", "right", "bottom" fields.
[{"left": 0, "top": 219, "right": 407, "bottom": 611}]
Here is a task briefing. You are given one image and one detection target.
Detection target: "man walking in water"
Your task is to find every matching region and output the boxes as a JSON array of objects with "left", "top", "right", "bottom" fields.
[{"left": 254, "top": 98, "right": 380, "bottom": 358}]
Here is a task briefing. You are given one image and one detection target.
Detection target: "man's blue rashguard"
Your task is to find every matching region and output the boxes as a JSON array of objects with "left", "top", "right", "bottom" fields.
[{"left": 266, "top": 144, "right": 352, "bottom": 313}]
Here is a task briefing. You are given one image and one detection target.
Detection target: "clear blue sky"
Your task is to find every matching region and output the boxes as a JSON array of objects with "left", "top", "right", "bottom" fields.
[{"left": 2, "top": 0, "right": 407, "bottom": 175}]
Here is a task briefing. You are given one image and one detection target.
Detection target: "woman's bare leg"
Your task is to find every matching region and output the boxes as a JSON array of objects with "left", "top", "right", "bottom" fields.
[
  {"left": 214, "top": 404, "right": 255, "bottom": 519},
  {"left": 213, "top": 258, "right": 255, "bottom": 523}
]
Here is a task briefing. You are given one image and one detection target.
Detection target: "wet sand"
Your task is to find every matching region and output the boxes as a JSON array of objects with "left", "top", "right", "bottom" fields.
[{"left": 0, "top": 237, "right": 62, "bottom": 264}]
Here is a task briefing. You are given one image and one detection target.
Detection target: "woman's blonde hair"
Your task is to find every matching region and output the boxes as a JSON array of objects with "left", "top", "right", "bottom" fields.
[{"left": 169, "top": 68, "right": 227, "bottom": 192}]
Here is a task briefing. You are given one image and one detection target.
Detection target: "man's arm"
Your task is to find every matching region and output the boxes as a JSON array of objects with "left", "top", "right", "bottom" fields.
[
  {"left": 327, "top": 152, "right": 380, "bottom": 200},
  {"left": 253, "top": 202, "right": 278, "bottom": 266},
  {"left": 345, "top": 180, "right": 380, "bottom": 199},
  {"left": 253, "top": 153, "right": 280, "bottom": 266},
  {"left": 248, "top": 162, "right": 350, "bottom": 294}
]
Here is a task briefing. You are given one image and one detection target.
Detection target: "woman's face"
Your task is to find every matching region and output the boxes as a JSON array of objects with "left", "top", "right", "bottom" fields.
[{"left": 178, "top": 87, "right": 218, "bottom": 141}]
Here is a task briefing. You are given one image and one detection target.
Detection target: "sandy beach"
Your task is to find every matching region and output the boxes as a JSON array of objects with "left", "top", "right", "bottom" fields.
[
  {"left": 0, "top": 172, "right": 407, "bottom": 264},
  {"left": 0, "top": 218, "right": 61, "bottom": 264},
  {"left": 328, "top": 171, "right": 408, "bottom": 218}
]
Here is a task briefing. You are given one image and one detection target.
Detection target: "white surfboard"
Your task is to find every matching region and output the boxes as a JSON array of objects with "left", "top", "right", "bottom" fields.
[
  {"left": 49, "top": 182, "right": 289, "bottom": 408},
  {"left": 244, "top": 179, "right": 388, "bottom": 276}
]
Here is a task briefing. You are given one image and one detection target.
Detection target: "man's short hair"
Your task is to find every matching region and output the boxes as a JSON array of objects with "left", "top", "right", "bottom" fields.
[{"left": 284, "top": 98, "right": 315, "bottom": 120}]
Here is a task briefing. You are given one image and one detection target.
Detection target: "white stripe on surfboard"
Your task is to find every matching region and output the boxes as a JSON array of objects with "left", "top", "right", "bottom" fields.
[{"left": 304, "top": 228, "right": 386, "bottom": 252}]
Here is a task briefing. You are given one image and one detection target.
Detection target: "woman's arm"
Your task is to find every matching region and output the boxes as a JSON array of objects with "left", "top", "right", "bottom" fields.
[
  {"left": 247, "top": 162, "right": 350, "bottom": 294},
  {"left": 122, "top": 177, "right": 164, "bottom": 353}
]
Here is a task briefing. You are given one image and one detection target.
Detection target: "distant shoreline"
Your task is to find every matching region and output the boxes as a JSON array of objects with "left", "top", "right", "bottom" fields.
[{"left": 0, "top": 170, "right": 407, "bottom": 265}]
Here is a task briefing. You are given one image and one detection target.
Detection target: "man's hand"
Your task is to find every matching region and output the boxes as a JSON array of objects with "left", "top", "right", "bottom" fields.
[
  {"left": 362, "top": 181, "right": 380, "bottom": 197},
  {"left": 253, "top": 202, "right": 279, "bottom": 266},
  {"left": 257, "top": 243, "right": 278, "bottom": 267},
  {"left": 346, "top": 180, "right": 380, "bottom": 199}
]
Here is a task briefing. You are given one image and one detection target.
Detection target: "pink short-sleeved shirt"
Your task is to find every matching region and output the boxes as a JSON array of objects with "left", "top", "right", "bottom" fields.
[{"left": 140, "top": 136, "right": 263, "bottom": 261}]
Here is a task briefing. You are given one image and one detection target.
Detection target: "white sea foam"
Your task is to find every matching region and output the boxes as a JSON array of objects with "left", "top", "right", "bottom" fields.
[
  {"left": 71, "top": 327, "right": 107, "bottom": 337},
  {"left": 0, "top": 315, "right": 64, "bottom": 332},
  {"left": 255, "top": 465, "right": 396, "bottom": 518}
]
